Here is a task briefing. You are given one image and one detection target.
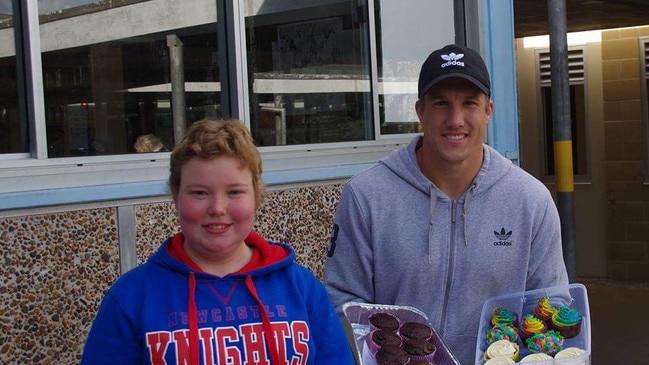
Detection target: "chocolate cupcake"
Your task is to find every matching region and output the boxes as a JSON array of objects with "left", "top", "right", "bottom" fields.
[
  {"left": 375, "top": 344, "right": 409, "bottom": 365},
  {"left": 399, "top": 321, "right": 433, "bottom": 340},
  {"left": 369, "top": 312, "right": 400, "bottom": 332},
  {"left": 402, "top": 338, "right": 437, "bottom": 362},
  {"left": 370, "top": 329, "right": 402, "bottom": 354}
]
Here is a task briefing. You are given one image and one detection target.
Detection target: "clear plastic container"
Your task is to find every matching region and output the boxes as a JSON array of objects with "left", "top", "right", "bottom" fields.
[
  {"left": 343, "top": 302, "right": 461, "bottom": 365},
  {"left": 475, "top": 283, "right": 591, "bottom": 365}
]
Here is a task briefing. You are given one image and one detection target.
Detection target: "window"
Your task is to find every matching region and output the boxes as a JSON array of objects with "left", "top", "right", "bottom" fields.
[
  {"left": 0, "top": 2, "right": 27, "bottom": 155},
  {"left": 537, "top": 47, "right": 589, "bottom": 179},
  {"left": 374, "top": 0, "right": 452, "bottom": 135},
  {"left": 1, "top": 0, "right": 460, "bottom": 208},
  {"left": 242, "top": 0, "right": 454, "bottom": 146},
  {"left": 244, "top": 1, "right": 374, "bottom": 146},
  {"left": 37, "top": 0, "right": 220, "bottom": 157}
]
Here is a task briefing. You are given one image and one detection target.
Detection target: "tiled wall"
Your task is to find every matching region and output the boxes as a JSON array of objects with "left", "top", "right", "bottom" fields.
[
  {"left": 602, "top": 26, "right": 649, "bottom": 282},
  {"left": 0, "top": 183, "right": 343, "bottom": 364}
]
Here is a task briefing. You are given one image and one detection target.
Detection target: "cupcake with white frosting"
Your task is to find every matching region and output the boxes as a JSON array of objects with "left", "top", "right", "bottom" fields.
[
  {"left": 484, "top": 339, "right": 519, "bottom": 362},
  {"left": 519, "top": 352, "right": 553, "bottom": 362},
  {"left": 484, "top": 357, "right": 515, "bottom": 364},
  {"left": 554, "top": 347, "right": 587, "bottom": 365}
]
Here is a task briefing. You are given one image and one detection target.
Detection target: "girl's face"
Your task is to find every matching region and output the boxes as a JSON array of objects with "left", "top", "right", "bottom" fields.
[{"left": 173, "top": 155, "right": 257, "bottom": 265}]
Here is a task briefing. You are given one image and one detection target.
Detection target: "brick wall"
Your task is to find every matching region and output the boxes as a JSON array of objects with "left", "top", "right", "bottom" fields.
[{"left": 602, "top": 26, "right": 649, "bottom": 282}]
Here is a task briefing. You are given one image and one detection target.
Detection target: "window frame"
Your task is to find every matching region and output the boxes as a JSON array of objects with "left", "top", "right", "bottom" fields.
[
  {"left": 1, "top": 0, "right": 466, "bottom": 211},
  {"left": 534, "top": 45, "right": 592, "bottom": 184}
]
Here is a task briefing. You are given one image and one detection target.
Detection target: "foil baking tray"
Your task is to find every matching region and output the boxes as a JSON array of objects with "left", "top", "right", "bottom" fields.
[{"left": 342, "top": 302, "right": 460, "bottom": 365}]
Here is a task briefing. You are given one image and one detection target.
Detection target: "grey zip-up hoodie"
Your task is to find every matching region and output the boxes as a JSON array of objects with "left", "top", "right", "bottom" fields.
[{"left": 324, "top": 136, "right": 568, "bottom": 365}]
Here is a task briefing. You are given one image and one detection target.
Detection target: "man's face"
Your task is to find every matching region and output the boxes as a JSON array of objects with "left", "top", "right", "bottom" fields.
[{"left": 415, "top": 77, "right": 493, "bottom": 167}]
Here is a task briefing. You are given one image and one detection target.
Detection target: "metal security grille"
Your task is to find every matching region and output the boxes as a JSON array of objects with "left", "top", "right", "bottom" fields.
[{"left": 539, "top": 49, "right": 585, "bottom": 86}]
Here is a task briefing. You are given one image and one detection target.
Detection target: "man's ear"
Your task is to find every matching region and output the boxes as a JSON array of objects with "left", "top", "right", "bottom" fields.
[
  {"left": 486, "top": 99, "right": 494, "bottom": 122},
  {"left": 415, "top": 98, "right": 423, "bottom": 119}
]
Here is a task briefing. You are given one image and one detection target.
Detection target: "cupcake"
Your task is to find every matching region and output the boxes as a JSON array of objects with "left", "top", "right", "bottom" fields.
[
  {"left": 519, "top": 352, "right": 553, "bottom": 362},
  {"left": 532, "top": 297, "right": 557, "bottom": 326},
  {"left": 554, "top": 347, "right": 587, "bottom": 365},
  {"left": 484, "top": 358, "right": 515, "bottom": 364},
  {"left": 375, "top": 344, "right": 409, "bottom": 365},
  {"left": 399, "top": 321, "right": 433, "bottom": 340},
  {"left": 550, "top": 305, "right": 582, "bottom": 338},
  {"left": 369, "top": 312, "right": 400, "bottom": 332},
  {"left": 484, "top": 339, "right": 520, "bottom": 362},
  {"left": 525, "top": 330, "right": 564, "bottom": 356},
  {"left": 491, "top": 306, "right": 519, "bottom": 327},
  {"left": 370, "top": 329, "right": 402, "bottom": 354},
  {"left": 485, "top": 323, "right": 519, "bottom": 345},
  {"left": 519, "top": 314, "right": 547, "bottom": 341},
  {"left": 401, "top": 338, "right": 436, "bottom": 362}
]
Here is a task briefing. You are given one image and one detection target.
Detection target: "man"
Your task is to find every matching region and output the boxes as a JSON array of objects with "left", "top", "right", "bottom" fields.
[{"left": 323, "top": 44, "right": 568, "bottom": 364}]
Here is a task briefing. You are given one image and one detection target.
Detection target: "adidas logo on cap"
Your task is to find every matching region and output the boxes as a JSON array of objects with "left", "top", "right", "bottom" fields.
[{"left": 440, "top": 53, "right": 465, "bottom": 68}]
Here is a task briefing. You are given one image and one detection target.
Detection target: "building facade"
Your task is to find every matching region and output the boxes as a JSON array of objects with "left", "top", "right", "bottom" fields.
[{"left": 1, "top": 0, "right": 519, "bottom": 363}]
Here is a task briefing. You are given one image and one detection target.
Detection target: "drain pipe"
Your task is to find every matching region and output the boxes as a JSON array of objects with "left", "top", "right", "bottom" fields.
[{"left": 548, "top": 0, "right": 577, "bottom": 282}]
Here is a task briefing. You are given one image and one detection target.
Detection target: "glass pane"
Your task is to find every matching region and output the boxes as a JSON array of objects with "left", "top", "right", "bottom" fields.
[
  {"left": 0, "top": 3, "right": 28, "bottom": 154},
  {"left": 244, "top": 0, "right": 373, "bottom": 146},
  {"left": 376, "top": 0, "right": 455, "bottom": 135},
  {"left": 38, "top": 0, "right": 221, "bottom": 157}
]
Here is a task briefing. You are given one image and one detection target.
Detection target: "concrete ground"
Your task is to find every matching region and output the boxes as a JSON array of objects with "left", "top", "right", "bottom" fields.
[{"left": 581, "top": 278, "right": 649, "bottom": 365}]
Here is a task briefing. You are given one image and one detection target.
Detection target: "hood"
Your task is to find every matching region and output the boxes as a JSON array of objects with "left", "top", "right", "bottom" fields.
[
  {"left": 380, "top": 136, "right": 513, "bottom": 251},
  {"left": 148, "top": 232, "right": 294, "bottom": 365},
  {"left": 379, "top": 136, "right": 513, "bottom": 201},
  {"left": 150, "top": 231, "right": 294, "bottom": 278}
]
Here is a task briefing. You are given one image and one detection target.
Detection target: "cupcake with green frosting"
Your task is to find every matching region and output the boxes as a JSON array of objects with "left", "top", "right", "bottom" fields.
[
  {"left": 491, "top": 306, "right": 519, "bottom": 327},
  {"left": 525, "top": 330, "right": 564, "bottom": 356},
  {"left": 485, "top": 323, "right": 519, "bottom": 345},
  {"left": 519, "top": 314, "right": 547, "bottom": 341},
  {"left": 532, "top": 297, "right": 557, "bottom": 326},
  {"left": 550, "top": 305, "right": 583, "bottom": 338}
]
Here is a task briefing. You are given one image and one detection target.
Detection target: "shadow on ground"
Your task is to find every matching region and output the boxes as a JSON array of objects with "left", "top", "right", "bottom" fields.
[{"left": 581, "top": 278, "right": 649, "bottom": 365}]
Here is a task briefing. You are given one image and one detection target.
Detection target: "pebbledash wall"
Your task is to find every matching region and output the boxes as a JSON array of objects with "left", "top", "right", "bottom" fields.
[{"left": 0, "top": 183, "right": 343, "bottom": 364}]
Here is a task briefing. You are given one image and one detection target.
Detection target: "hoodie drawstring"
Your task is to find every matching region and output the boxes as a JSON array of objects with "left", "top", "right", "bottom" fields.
[
  {"left": 463, "top": 184, "right": 476, "bottom": 246},
  {"left": 428, "top": 183, "right": 476, "bottom": 254},
  {"left": 186, "top": 274, "right": 282, "bottom": 365},
  {"left": 245, "top": 276, "right": 282, "bottom": 364},
  {"left": 428, "top": 185, "right": 437, "bottom": 264},
  {"left": 188, "top": 273, "right": 200, "bottom": 365}
]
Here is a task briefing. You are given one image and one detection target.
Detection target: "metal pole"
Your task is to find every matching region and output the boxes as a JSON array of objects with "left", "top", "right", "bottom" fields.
[
  {"left": 167, "top": 34, "right": 186, "bottom": 145},
  {"left": 548, "top": 0, "right": 577, "bottom": 282}
]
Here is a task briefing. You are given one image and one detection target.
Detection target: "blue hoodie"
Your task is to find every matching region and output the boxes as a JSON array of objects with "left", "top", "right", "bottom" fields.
[
  {"left": 324, "top": 137, "right": 568, "bottom": 365},
  {"left": 82, "top": 232, "right": 355, "bottom": 365}
]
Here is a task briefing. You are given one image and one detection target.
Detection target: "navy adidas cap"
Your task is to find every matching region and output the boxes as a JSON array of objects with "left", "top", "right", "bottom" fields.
[{"left": 418, "top": 44, "right": 491, "bottom": 99}]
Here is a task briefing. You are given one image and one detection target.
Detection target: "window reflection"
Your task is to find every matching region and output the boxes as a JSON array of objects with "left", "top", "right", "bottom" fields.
[
  {"left": 38, "top": 0, "right": 221, "bottom": 157},
  {"left": 374, "top": 0, "right": 454, "bottom": 135},
  {"left": 245, "top": 0, "right": 374, "bottom": 146},
  {"left": 0, "top": 2, "right": 28, "bottom": 154}
]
